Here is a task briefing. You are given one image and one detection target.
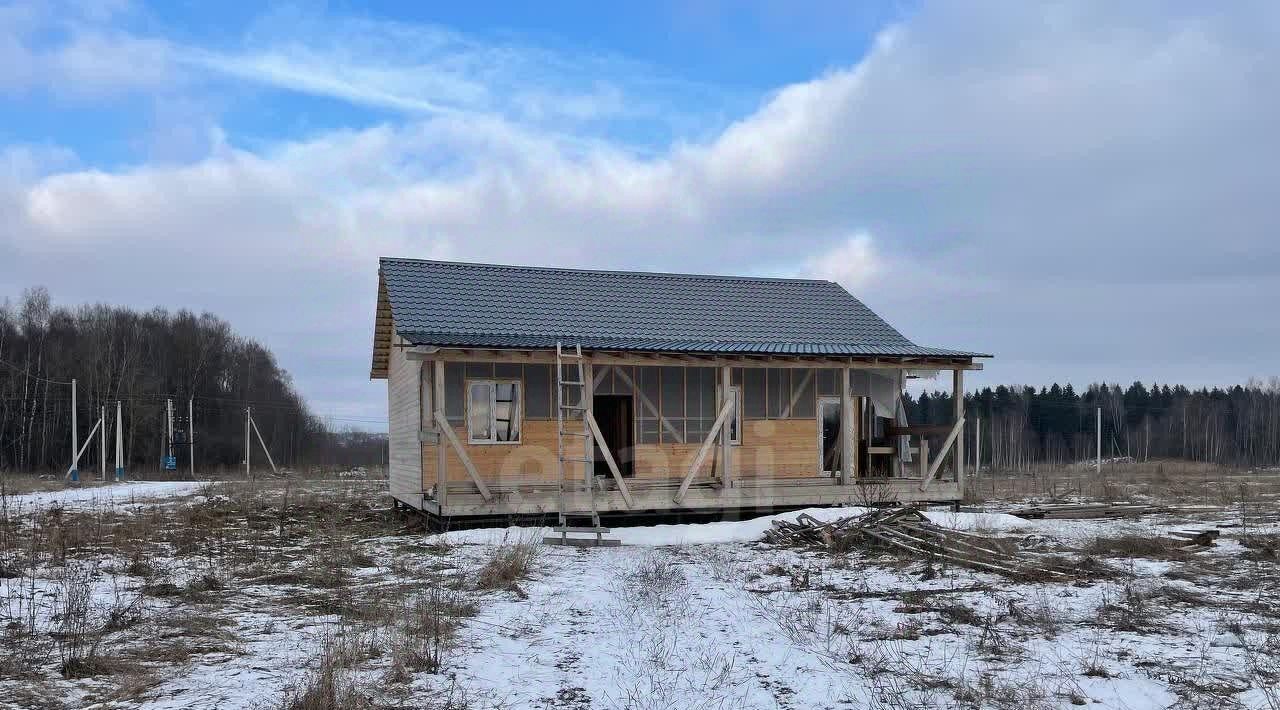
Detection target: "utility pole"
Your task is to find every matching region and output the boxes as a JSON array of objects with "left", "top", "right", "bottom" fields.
[
  {"left": 188, "top": 398, "right": 195, "bottom": 478},
  {"left": 115, "top": 400, "right": 124, "bottom": 482},
  {"left": 249, "top": 409, "right": 279, "bottom": 476},
  {"left": 245, "top": 406, "right": 252, "bottom": 480},
  {"left": 100, "top": 405, "right": 106, "bottom": 481},
  {"left": 166, "top": 398, "right": 174, "bottom": 468},
  {"left": 70, "top": 378, "right": 78, "bottom": 482},
  {"left": 1096, "top": 407, "right": 1102, "bottom": 475}
]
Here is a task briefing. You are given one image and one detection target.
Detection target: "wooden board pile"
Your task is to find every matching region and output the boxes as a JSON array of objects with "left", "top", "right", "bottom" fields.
[
  {"left": 1007, "top": 503, "right": 1166, "bottom": 520},
  {"left": 763, "top": 508, "right": 1060, "bottom": 579},
  {"left": 1167, "top": 529, "right": 1220, "bottom": 549}
]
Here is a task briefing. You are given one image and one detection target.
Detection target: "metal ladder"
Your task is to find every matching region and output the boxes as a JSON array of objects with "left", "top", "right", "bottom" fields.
[{"left": 546, "top": 342, "right": 618, "bottom": 547}]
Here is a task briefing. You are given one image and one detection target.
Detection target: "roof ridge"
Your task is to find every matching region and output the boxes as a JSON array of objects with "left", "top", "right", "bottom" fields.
[{"left": 379, "top": 256, "right": 836, "bottom": 286}]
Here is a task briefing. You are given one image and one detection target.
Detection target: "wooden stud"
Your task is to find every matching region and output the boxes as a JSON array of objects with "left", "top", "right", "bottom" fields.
[
  {"left": 840, "top": 368, "right": 853, "bottom": 485},
  {"left": 851, "top": 395, "right": 862, "bottom": 480},
  {"left": 782, "top": 368, "right": 814, "bottom": 418},
  {"left": 720, "top": 365, "right": 733, "bottom": 487},
  {"left": 583, "top": 361, "right": 594, "bottom": 489},
  {"left": 953, "top": 368, "right": 965, "bottom": 492},
  {"left": 434, "top": 360, "right": 447, "bottom": 508},
  {"left": 612, "top": 367, "right": 683, "bottom": 443}
]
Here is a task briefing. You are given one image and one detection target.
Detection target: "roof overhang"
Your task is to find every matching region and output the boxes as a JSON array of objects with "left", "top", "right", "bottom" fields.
[
  {"left": 399, "top": 345, "right": 984, "bottom": 370},
  {"left": 369, "top": 270, "right": 392, "bottom": 379}
]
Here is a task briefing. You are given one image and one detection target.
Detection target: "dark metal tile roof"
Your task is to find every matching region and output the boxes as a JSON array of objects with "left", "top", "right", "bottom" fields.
[{"left": 379, "top": 258, "right": 989, "bottom": 359}]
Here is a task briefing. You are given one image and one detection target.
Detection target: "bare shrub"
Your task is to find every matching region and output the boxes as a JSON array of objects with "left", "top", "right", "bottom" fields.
[
  {"left": 615, "top": 550, "right": 690, "bottom": 618},
  {"left": 386, "top": 587, "right": 477, "bottom": 681},
  {"left": 1232, "top": 625, "right": 1280, "bottom": 710},
  {"left": 474, "top": 534, "right": 540, "bottom": 591},
  {"left": 1094, "top": 582, "right": 1158, "bottom": 632},
  {"left": 1082, "top": 534, "right": 1185, "bottom": 560},
  {"left": 1008, "top": 589, "right": 1064, "bottom": 636},
  {"left": 1240, "top": 533, "right": 1280, "bottom": 563},
  {"left": 276, "top": 637, "right": 371, "bottom": 710},
  {"left": 54, "top": 562, "right": 104, "bottom": 678}
]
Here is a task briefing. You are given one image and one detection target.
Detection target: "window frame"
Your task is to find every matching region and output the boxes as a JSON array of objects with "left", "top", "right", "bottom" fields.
[{"left": 465, "top": 378, "right": 523, "bottom": 445}]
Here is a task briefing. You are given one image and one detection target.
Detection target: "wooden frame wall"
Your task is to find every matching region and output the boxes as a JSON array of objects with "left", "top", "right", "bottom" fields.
[{"left": 407, "top": 350, "right": 973, "bottom": 505}]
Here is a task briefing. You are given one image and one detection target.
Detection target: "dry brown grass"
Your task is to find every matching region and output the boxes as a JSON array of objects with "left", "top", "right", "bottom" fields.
[
  {"left": 1081, "top": 534, "right": 1188, "bottom": 560},
  {"left": 976, "top": 459, "right": 1280, "bottom": 506},
  {"left": 474, "top": 535, "right": 540, "bottom": 591}
]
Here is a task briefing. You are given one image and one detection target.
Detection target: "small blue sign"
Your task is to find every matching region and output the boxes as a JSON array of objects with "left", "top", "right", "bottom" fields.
[{"left": 163, "top": 456, "right": 177, "bottom": 470}]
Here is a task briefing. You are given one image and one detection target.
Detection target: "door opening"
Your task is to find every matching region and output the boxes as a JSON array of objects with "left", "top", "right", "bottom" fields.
[
  {"left": 818, "top": 396, "right": 842, "bottom": 476},
  {"left": 592, "top": 395, "right": 634, "bottom": 477}
]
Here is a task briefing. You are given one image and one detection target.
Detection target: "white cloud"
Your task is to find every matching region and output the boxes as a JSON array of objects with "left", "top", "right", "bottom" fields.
[
  {"left": 803, "top": 233, "right": 880, "bottom": 289},
  {"left": 4, "top": 1, "right": 1280, "bottom": 420},
  {"left": 174, "top": 6, "right": 731, "bottom": 133},
  {"left": 0, "top": 1, "right": 174, "bottom": 97}
]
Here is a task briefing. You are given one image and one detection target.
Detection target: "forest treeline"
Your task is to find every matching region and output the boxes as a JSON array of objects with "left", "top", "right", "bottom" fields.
[
  {"left": 0, "top": 287, "right": 384, "bottom": 474},
  {"left": 905, "top": 379, "right": 1280, "bottom": 470}
]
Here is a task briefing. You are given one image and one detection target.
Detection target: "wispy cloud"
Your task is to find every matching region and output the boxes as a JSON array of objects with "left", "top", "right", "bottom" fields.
[{"left": 175, "top": 6, "right": 735, "bottom": 134}]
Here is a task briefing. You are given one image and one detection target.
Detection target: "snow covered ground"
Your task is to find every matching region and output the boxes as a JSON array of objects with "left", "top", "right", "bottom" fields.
[
  {"left": 432, "top": 510, "right": 1279, "bottom": 709},
  {"left": 2, "top": 480, "right": 1278, "bottom": 709},
  {"left": 4, "top": 480, "right": 207, "bottom": 510}
]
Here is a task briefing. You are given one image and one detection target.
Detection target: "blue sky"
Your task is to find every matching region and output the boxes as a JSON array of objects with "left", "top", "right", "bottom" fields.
[
  {"left": 2, "top": 0, "right": 1278, "bottom": 429},
  {"left": 2, "top": 1, "right": 903, "bottom": 167}
]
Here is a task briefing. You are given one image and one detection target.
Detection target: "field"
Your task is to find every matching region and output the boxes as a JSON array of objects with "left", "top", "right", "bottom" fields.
[{"left": 1, "top": 466, "right": 1279, "bottom": 709}]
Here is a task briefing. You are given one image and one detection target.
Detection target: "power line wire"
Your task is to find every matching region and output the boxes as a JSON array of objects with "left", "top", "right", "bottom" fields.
[{"left": 0, "top": 357, "right": 74, "bottom": 385}]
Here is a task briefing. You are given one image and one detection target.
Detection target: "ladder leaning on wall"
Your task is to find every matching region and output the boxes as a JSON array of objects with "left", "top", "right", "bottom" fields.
[{"left": 546, "top": 341, "right": 619, "bottom": 547}]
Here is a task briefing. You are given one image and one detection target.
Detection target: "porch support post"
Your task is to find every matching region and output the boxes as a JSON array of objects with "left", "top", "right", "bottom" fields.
[
  {"left": 953, "top": 368, "right": 965, "bottom": 492},
  {"left": 720, "top": 365, "right": 733, "bottom": 487},
  {"left": 840, "top": 368, "right": 853, "bottom": 485},
  {"left": 851, "top": 395, "right": 861, "bottom": 480},
  {"left": 434, "top": 360, "right": 447, "bottom": 508},
  {"left": 583, "top": 361, "right": 594, "bottom": 489}
]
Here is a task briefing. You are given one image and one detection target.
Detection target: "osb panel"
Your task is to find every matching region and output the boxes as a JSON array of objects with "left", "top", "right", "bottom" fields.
[
  {"left": 423, "top": 416, "right": 821, "bottom": 485},
  {"left": 632, "top": 444, "right": 706, "bottom": 479},
  {"left": 737, "top": 418, "right": 819, "bottom": 477},
  {"left": 422, "top": 420, "right": 585, "bottom": 486}
]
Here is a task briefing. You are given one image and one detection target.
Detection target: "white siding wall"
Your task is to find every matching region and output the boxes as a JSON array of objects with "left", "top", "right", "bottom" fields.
[{"left": 387, "top": 332, "right": 423, "bottom": 505}]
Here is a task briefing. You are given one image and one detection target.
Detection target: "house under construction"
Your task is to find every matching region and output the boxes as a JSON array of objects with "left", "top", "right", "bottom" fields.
[{"left": 370, "top": 258, "right": 989, "bottom": 528}]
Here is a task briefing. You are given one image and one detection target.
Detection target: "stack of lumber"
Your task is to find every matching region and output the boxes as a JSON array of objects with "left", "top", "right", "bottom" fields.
[
  {"left": 763, "top": 508, "right": 1059, "bottom": 579},
  {"left": 1007, "top": 502, "right": 1165, "bottom": 520},
  {"left": 1167, "top": 529, "right": 1220, "bottom": 549}
]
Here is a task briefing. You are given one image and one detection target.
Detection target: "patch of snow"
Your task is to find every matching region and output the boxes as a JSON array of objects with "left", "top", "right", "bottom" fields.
[
  {"left": 436, "top": 506, "right": 1046, "bottom": 547},
  {"left": 3, "top": 480, "right": 206, "bottom": 510}
]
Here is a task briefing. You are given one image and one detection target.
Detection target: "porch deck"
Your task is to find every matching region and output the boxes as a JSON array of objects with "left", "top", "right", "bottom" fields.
[{"left": 398, "top": 475, "right": 962, "bottom": 518}]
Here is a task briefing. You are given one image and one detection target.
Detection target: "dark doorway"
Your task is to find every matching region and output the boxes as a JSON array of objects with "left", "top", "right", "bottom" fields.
[
  {"left": 593, "top": 395, "right": 634, "bottom": 477},
  {"left": 819, "top": 397, "right": 842, "bottom": 476}
]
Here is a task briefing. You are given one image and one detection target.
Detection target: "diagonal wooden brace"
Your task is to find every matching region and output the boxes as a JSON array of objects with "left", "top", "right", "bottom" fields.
[
  {"left": 675, "top": 399, "right": 735, "bottom": 504},
  {"left": 920, "top": 417, "right": 964, "bottom": 491},
  {"left": 584, "top": 411, "right": 634, "bottom": 508},
  {"left": 434, "top": 410, "right": 492, "bottom": 501}
]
